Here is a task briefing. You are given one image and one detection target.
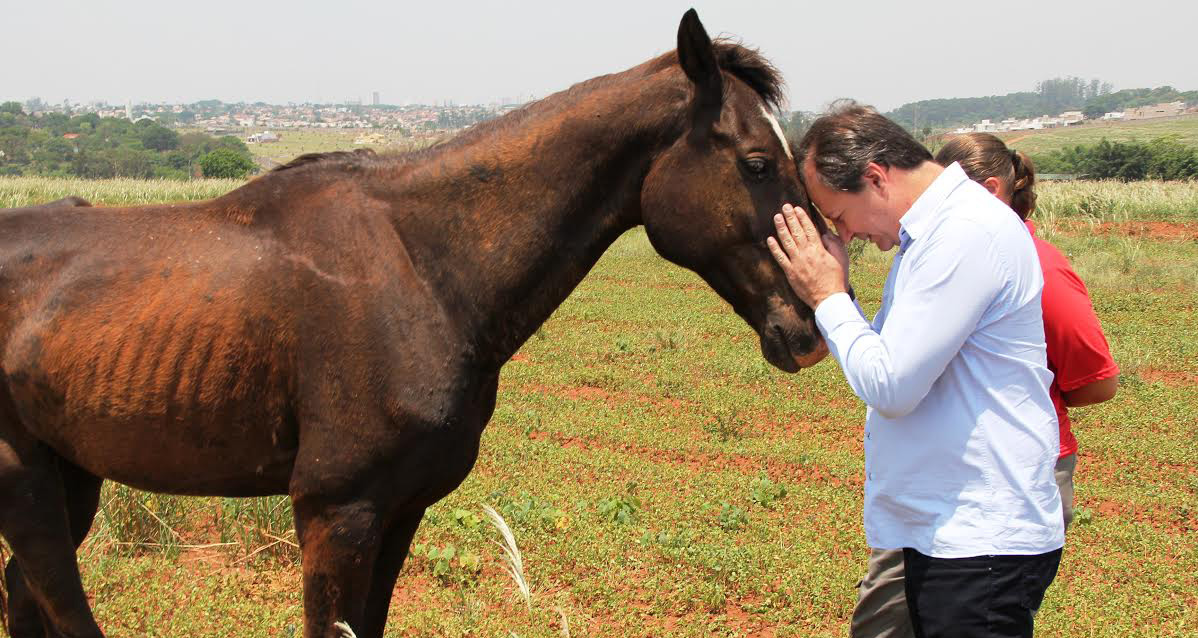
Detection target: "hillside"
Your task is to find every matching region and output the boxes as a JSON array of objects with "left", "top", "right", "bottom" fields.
[
  {"left": 885, "top": 80, "right": 1197, "bottom": 130},
  {"left": 995, "top": 113, "right": 1198, "bottom": 156}
]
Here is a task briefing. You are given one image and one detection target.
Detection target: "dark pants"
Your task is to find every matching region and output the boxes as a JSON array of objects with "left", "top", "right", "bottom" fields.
[{"left": 902, "top": 548, "right": 1062, "bottom": 638}]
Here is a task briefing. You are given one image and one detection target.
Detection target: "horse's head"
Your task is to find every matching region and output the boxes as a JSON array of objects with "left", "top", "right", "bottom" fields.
[{"left": 640, "top": 10, "right": 829, "bottom": 373}]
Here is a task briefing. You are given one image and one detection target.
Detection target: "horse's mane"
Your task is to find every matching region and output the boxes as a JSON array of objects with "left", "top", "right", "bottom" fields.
[{"left": 267, "top": 39, "right": 783, "bottom": 177}]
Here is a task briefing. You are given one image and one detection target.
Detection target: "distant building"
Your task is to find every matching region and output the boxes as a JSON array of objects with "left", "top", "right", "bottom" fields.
[
  {"left": 1123, "top": 101, "right": 1186, "bottom": 120},
  {"left": 1101, "top": 111, "right": 1126, "bottom": 120},
  {"left": 372, "top": 91, "right": 380, "bottom": 106},
  {"left": 246, "top": 131, "right": 280, "bottom": 143},
  {"left": 1059, "top": 111, "right": 1084, "bottom": 125}
]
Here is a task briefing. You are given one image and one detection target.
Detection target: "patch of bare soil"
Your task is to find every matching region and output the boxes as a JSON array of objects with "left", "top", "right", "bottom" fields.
[
  {"left": 1135, "top": 366, "right": 1198, "bottom": 386},
  {"left": 1058, "top": 220, "right": 1198, "bottom": 241},
  {"left": 526, "top": 429, "right": 860, "bottom": 488}
]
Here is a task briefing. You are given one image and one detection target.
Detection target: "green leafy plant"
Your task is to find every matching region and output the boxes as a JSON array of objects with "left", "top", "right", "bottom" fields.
[
  {"left": 452, "top": 507, "right": 483, "bottom": 531},
  {"left": 409, "top": 542, "right": 482, "bottom": 584},
  {"left": 497, "top": 492, "right": 567, "bottom": 531},
  {"left": 640, "top": 528, "right": 699, "bottom": 562},
  {"left": 598, "top": 483, "right": 642, "bottom": 525},
  {"left": 749, "top": 475, "right": 788, "bottom": 509},
  {"left": 703, "top": 411, "right": 744, "bottom": 443},
  {"left": 712, "top": 501, "right": 748, "bottom": 531}
]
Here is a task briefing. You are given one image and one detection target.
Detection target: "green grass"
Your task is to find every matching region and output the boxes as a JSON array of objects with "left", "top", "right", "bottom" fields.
[
  {"left": 1, "top": 178, "right": 1195, "bottom": 636},
  {"left": 240, "top": 129, "right": 443, "bottom": 167},
  {"left": 997, "top": 113, "right": 1198, "bottom": 156}
]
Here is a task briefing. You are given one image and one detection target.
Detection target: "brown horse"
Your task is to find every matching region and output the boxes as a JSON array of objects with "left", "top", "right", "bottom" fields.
[{"left": 0, "top": 10, "right": 826, "bottom": 638}]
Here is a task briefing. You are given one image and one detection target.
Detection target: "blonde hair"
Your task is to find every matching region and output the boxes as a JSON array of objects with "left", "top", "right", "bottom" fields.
[{"left": 935, "top": 133, "right": 1037, "bottom": 219}]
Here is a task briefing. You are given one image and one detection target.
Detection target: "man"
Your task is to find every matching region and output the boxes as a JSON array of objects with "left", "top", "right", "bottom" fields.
[{"left": 767, "top": 102, "right": 1064, "bottom": 638}]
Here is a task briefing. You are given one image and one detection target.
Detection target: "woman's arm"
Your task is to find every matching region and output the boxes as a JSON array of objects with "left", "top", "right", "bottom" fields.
[{"left": 1062, "top": 375, "right": 1119, "bottom": 407}]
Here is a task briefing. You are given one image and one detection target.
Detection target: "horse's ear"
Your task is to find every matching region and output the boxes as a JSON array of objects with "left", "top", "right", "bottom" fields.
[{"left": 677, "top": 9, "right": 723, "bottom": 113}]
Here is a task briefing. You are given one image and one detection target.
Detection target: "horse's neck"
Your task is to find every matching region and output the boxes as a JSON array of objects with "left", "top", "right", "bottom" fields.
[{"left": 389, "top": 77, "right": 686, "bottom": 365}]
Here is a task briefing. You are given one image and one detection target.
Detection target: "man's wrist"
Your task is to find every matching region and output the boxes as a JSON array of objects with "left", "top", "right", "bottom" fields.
[
  {"left": 812, "top": 291, "right": 861, "bottom": 337},
  {"left": 809, "top": 286, "right": 847, "bottom": 311}
]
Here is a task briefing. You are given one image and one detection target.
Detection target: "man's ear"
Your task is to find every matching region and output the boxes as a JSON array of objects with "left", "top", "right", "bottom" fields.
[{"left": 864, "top": 162, "right": 888, "bottom": 197}]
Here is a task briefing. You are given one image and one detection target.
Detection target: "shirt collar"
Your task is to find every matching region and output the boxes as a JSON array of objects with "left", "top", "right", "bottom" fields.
[{"left": 899, "top": 162, "right": 969, "bottom": 242}]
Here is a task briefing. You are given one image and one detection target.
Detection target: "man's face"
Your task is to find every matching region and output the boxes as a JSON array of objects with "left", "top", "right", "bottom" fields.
[{"left": 801, "top": 155, "right": 902, "bottom": 252}]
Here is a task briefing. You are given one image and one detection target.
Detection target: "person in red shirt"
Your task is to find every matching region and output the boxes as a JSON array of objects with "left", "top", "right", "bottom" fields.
[{"left": 850, "top": 132, "right": 1120, "bottom": 638}]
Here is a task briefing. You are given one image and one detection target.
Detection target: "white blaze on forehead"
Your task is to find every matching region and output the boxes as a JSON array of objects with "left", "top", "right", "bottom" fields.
[{"left": 761, "top": 105, "right": 794, "bottom": 161}]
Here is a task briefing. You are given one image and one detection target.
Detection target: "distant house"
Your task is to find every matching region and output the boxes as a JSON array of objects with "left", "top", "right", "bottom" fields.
[
  {"left": 1059, "top": 111, "right": 1084, "bottom": 125},
  {"left": 1101, "top": 111, "right": 1126, "bottom": 120},
  {"left": 246, "top": 131, "right": 280, "bottom": 143},
  {"left": 1123, "top": 101, "right": 1186, "bottom": 120},
  {"left": 62, "top": 133, "right": 81, "bottom": 140},
  {"left": 974, "top": 119, "right": 997, "bottom": 132}
]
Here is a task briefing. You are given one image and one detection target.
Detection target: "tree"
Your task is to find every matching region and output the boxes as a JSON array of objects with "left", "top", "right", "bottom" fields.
[
  {"left": 1, "top": 102, "right": 25, "bottom": 116},
  {"left": 783, "top": 110, "right": 813, "bottom": 145},
  {"left": 199, "top": 148, "right": 255, "bottom": 178},
  {"left": 140, "top": 125, "right": 179, "bottom": 151},
  {"left": 215, "top": 135, "right": 250, "bottom": 154}
]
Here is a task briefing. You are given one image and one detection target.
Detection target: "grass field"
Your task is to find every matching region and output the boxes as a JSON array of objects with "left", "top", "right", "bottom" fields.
[
  {"left": 996, "top": 113, "right": 1198, "bottom": 156},
  {"left": 1, "top": 177, "right": 1196, "bottom": 637},
  {"left": 242, "top": 129, "right": 444, "bottom": 167}
]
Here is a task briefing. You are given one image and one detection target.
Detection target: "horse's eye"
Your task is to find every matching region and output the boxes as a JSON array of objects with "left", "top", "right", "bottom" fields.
[{"left": 744, "top": 157, "right": 769, "bottom": 177}]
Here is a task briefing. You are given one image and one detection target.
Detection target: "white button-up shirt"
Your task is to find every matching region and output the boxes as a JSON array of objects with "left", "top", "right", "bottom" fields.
[{"left": 814, "top": 162, "right": 1065, "bottom": 558}]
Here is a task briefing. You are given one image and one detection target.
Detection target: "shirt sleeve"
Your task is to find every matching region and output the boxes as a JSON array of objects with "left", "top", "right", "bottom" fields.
[
  {"left": 815, "top": 221, "right": 1004, "bottom": 418},
  {"left": 1040, "top": 253, "right": 1119, "bottom": 391}
]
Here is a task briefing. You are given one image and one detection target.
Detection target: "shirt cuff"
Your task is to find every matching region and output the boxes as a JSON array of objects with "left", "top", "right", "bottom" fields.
[{"left": 814, "top": 292, "right": 867, "bottom": 337}]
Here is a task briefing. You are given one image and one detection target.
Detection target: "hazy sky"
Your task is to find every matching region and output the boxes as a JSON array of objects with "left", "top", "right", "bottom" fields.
[{"left": 3, "top": 0, "right": 1194, "bottom": 112}]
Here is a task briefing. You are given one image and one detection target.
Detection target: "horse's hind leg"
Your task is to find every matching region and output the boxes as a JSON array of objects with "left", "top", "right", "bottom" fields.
[
  {"left": 4, "top": 459, "right": 102, "bottom": 637},
  {"left": 0, "top": 435, "right": 103, "bottom": 638}
]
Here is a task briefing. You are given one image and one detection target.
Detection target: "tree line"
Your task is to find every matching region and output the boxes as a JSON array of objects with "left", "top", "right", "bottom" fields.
[
  {"left": 885, "top": 78, "right": 1197, "bottom": 130},
  {"left": 1032, "top": 136, "right": 1198, "bottom": 181},
  {"left": 0, "top": 102, "right": 257, "bottom": 179}
]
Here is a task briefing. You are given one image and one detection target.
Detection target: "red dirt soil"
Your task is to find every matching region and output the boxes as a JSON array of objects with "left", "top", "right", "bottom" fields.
[
  {"left": 1057, "top": 220, "right": 1198, "bottom": 241},
  {"left": 1135, "top": 366, "right": 1198, "bottom": 386}
]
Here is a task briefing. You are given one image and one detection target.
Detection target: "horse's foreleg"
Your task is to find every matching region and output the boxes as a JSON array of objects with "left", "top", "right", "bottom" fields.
[
  {"left": 355, "top": 508, "right": 425, "bottom": 638},
  {"left": 293, "top": 496, "right": 384, "bottom": 638}
]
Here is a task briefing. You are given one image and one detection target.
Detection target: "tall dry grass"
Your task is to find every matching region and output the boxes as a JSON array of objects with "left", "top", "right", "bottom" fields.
[
  {"left": 0, "top": 176, "right": 241, "bottom": 208},
  {"left": 1034, "top": 179, "right": 1198, "bottom": 226}
]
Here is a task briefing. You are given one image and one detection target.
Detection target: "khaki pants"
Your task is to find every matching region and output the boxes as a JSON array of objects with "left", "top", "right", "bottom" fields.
[{"left": 850, "top": 454, "right": 1077, "bottom": 638}]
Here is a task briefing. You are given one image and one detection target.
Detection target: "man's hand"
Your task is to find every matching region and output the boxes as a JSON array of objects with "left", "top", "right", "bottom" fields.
[{"left": 766, "top": 204, "right": 849, "bottom": 309}]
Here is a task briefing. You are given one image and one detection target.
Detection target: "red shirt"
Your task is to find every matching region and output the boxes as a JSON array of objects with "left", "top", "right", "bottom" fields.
[{"left": 1027, "top": 221, "right": 1120, "bottom": 458}]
